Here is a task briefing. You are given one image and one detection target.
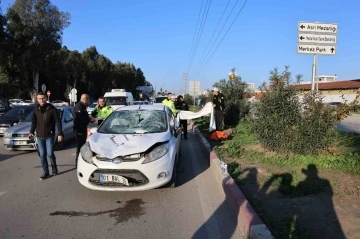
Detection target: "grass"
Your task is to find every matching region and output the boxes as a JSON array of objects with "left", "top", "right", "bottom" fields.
[
  {"left": 195, "top": 117, "right": 360, "bottom": 238},
  {"left": 196, "top": 117, "right": 360, "bottom": 174}
]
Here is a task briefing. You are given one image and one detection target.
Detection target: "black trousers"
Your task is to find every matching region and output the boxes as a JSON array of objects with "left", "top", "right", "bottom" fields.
[
  {"left": 215, "top": 110, "right": 224, "bottom": 131},
  {"left": 180, "top": 119, "right": 188, "bottom": 138},
  {"left": 75, "top": 130, "right": 87, "bottom": 165}
]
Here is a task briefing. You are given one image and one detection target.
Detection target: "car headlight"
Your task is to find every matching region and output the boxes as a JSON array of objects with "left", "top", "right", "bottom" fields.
[
  {"left": 12, "top": 123, "right": 17, "bottom": 126},
  {"left": 142, "top": 143, "right": 169, "bottom": 164},
  {"left": 80, "top": 142, "right": 95, "bottom": 164},
  {"left": 4, "top": 132, "right": 11, "bottom": 137}
]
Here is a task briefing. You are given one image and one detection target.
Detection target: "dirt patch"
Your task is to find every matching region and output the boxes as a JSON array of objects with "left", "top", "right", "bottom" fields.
[{"left": 227, "top": 159, "right": 360, "bottom": 239}]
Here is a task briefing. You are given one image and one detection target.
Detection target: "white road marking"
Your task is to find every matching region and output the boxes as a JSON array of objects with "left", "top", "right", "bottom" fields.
[{"left": 0, "top": 191, "right": 7, "bottom": 197}]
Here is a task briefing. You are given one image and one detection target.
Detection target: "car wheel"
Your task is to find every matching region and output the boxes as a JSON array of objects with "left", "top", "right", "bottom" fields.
[{"left": 62, "top": 104, "right": 66, "bottom": 107}]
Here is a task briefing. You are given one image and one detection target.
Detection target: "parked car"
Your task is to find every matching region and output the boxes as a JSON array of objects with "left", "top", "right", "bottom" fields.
[
  {"left": 3, "top": 106, "right": 75, "bottom": 151},
  {"left": 77, "top": 104, "right": 182, "bottom": 191},
  {"left": 0, "top": 106, "right": 35, "bottom": 136},
  {"left": 9, "top": 99, "right": 23, "bottom": 107},
  {"left": 18, "top": 100, "right": 35, "bottom": 106},
  {"left": 87, "top": 102, "right": 97, "bottom": 115},
  {"left": 51, "top": 100, "right": 69, "bottom": 107}
]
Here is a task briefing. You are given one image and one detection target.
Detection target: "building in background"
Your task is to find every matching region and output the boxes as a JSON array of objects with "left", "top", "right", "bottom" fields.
[{"left": 294, "top": 78, "right": 360, "bottom": 104}]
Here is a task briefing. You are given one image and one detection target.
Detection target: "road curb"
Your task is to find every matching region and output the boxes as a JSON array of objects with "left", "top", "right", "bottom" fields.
[{"left": 194, "top": 127, "right": 274, "bottom": 239}]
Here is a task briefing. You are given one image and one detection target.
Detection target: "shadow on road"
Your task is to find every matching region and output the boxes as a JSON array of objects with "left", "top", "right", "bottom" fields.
[
  {"left": 175, "top": 132, "right": 210, "bottom": 188},
  {"left": 0, "top": 150, "right": 34, "bottom": 162},
  {"left": 226, "top": 163, "right": 346, "bottom": 239}
]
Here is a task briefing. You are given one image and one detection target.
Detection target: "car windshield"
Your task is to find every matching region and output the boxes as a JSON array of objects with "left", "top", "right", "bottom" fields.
[
  {"left": 24, "top": 109, "right": 63, "bottom": 122},
  {"left": 3, "top": 107, "right": 32, "bottom": 118},
  {"left": 98, "top": 110, "right": 167, "bottom": 134},
  {"left": 105, "top": 97, "right": 127, "bottom": 106},
  {"left": 88, "top": 103, "right": 97, "bottom": 108},
  {"left": 155, "top": 97, "right": 167, "bottom": 103}
]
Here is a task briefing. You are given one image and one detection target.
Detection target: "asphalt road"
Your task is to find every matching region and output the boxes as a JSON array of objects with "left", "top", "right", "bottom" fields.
[
  {"left": 336, "top": 114, "right": 360, "bottom": 133},
  {"left": 0, "top": 132, "right": 242, "bottom": 239}
]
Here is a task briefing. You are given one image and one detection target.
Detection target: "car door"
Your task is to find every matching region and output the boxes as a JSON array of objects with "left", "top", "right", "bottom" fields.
[{"left": 62, "top": 109, "right": 74, "bottom": 141}]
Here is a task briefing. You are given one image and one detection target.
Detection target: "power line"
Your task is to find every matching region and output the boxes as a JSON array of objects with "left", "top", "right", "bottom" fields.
[
  {"left": 187, "top": 0, "right": 212, "bottom": 74},
  {"left": 192, "top": 0, "right": 248, "bottom": 80},
  {"left": 185, "top": 0, "right": 204, "bottom": 71},
  {"left": 185, "top": 0, "right": 204, "bottom": 73},
  {"left": 190, "top": 0, "right": 231, "bottom": 76},
  {"left": 192, "top": 0, "right": 241, "bottom": 77}
]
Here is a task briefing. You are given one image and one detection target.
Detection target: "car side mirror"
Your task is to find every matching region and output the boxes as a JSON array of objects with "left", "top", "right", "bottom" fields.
[
  {"left": 175, "top": 127, "right": 183, "bottom": 134},
  {"left": 65, "top": 118, "right": 73, "bottom": 123}
]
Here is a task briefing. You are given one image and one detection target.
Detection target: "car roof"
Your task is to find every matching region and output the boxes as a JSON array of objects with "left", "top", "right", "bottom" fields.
[
  {"left": 55, "top": 106, "right": 73, "bottom": 110},
  {"left": 116, "top": 104, "right": 167, "bottom": 111}
]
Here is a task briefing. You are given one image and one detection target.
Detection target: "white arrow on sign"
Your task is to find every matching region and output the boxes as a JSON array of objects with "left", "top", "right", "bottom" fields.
[
  {"left": 298, "top": 33, "right": 337, "bottom": 44},
  {"left": 298, "top": 22, "right": 338, "bottom": 34},
  {"left": 297, "top": 44, "right": 336, "bottom": 55}
]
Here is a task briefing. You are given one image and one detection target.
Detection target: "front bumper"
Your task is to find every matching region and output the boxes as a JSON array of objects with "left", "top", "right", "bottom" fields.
[
  {"left": 3, "top": 135, "right": 36, "bottom": 151},
  {"left": 77, "top": 153, "right": 175, "bottom": 191}
]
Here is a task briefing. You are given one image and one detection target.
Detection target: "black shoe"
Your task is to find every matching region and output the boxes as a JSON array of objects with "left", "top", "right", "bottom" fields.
[
  {"left": 39, "top": 173, "right": 50, "bottom": 180},
  {"left": 52, "top": 171, "right": 58, "bottom": 176}
]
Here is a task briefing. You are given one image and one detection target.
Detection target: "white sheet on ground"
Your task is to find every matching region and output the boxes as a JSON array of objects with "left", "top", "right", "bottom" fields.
[{"left": 177, "top": 102, "right": 216, "bottom": 132}]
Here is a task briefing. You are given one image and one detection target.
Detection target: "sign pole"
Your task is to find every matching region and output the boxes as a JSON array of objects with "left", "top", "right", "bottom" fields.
[{"left": 311, "top": 54, "right": 316, "bottom": 94}]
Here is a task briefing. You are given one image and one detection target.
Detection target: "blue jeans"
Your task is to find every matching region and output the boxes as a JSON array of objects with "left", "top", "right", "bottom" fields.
[{"left": 36, "top": 136, "right": 57, "bottom": 175}]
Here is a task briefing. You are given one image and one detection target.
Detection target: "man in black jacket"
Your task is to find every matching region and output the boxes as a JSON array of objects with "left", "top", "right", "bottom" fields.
[
  {"left": 212, "top": 87, "right": 225, "bottom": 131},
  {"left": 73, "top": 94, "right": 95, "bottom": 167},
  {"left": 29, "top": 92, "right": 63, "bottom": 180},
  {"left": 175, "top": 95, "right": 190, "bottom": 139}
]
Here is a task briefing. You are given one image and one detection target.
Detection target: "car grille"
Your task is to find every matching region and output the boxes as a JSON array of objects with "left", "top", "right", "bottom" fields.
[
  {"left": 89, "top": 169, "right": 149, "bottom": 187},
  {"left": 95, "top": 153, "right": 143, "bottom": 162},
  {"left": 12, "top": 133, "right": 29, "bottom": 137}
]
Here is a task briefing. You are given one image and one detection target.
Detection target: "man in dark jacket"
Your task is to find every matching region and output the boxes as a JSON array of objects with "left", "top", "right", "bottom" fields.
[
  {"left": 29, "top": 92, "right": 63, "bottom": 180},
  {"left": 175, "top": 95, "right": 190, "bottom": 139},
  {"left": 212, "top": 87, "right": 225, "bottom": 131},
  {"left": 73, "top": 94, "right": 95, "bottom": 167}
]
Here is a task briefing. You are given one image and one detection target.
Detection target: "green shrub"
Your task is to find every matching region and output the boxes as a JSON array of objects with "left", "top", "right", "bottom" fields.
[
  {"left": 213, "top": 68, "right": 250, "bottom": 127},
  {"left": 250, "top": 66, "right": 352, "bottom": 155}
]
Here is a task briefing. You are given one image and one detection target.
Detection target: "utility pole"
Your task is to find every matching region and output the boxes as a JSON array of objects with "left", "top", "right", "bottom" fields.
[{"left": 183, "top": 73, "right": 188, "bottom": 96}]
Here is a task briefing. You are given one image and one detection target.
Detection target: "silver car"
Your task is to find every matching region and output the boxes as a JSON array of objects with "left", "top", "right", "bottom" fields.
[
  {"left": 87, "top": 102, "right": 97, "bottom": 115},
  {"left": 3, "top": 107, "right": 76, "bottom": 151}
]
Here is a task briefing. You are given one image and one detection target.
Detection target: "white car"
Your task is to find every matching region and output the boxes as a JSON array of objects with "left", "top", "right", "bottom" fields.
[
  {"left": 51, "top": 100, "right": 69, "bottom": 107},
  {"left": 133, "top": 101, "right": 151, "bottom": 105},
  {"left": 77, "top": 104, "right": 182, "bottom": 191}
]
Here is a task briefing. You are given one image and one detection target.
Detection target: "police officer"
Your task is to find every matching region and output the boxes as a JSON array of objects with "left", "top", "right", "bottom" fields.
[
  {"left": 72, "top": 94, "right": 95, "bottom": 166},
  {"left": 212, "top": 87, "right": 225, "bottom": 131},
  {"left": 162, "top": 92, "right": 178, "bottom": 115},
  {"left": 91, "top": 96, "right": 113, "bottom": 126},
  {"left": 175, "top": 95, "right": 189, "bottom": 139}
]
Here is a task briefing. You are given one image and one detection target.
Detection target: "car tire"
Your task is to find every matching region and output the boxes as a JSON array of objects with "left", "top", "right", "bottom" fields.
[{"left": 62, "top": 104, "right": 66, "bottom": 107}]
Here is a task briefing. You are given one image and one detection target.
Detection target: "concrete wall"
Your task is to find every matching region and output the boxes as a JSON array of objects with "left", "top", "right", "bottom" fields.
[{"left": 298, "top": 89, "right": 359, "bottom": 104}]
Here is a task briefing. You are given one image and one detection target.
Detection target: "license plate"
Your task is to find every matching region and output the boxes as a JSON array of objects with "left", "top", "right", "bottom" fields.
[
  {"left": 99, "top": 174, "right": 129, "bottom": 186},
  {"left": 14, "top": 141, "right": 27, "bottom": 145}
]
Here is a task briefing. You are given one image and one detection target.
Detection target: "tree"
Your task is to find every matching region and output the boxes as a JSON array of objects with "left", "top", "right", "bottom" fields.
[
  {"left": 213, "top": 68, "right": 250, "bottom": 126},
  {"left": 3, "top": 0, "right": 70, "bottom": 97}
]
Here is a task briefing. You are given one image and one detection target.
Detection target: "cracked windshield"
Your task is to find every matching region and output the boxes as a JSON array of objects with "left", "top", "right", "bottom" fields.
[{"left": 98, "top": 110, "right": 167, "bottom": 134}]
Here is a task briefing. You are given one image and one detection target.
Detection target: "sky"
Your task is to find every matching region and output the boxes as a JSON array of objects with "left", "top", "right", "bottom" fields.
[{"left": 1, "top": 0, "right": 360, "bottom": 95}]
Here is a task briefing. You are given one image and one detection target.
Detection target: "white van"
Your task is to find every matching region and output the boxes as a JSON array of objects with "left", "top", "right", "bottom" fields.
[
  {"left": 153, "top": 95, "right": 168, "bottom": 105},
  {"left": 104, "top": 89, "right": 134, "bottom": 110}
]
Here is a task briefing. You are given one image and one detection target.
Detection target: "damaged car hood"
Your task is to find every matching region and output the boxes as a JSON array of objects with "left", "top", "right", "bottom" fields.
[{"left": 89, "top": 131, "right": 171, "bottom": 159}]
